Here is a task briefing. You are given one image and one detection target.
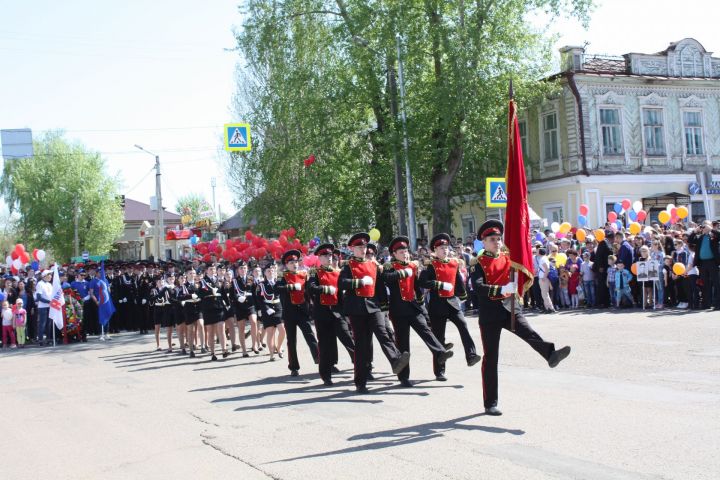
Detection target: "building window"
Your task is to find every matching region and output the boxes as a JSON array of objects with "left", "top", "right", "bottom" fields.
[
  {"left": 543, "top": 205, "right": 563, "bottom": 224},
  {"left": 542, "top": 113, "right": 559, "bottom": 161},
  {"left": 600, "top": 108, "right": 623, "bottom": 155},
  {"left": 683, "top": 111, "right": 704, "bottom": 155},
  {"left": 519, "top": 120, "right": 528, "bottom": 157},
  {"left": 642, "top": 108, "right": 665, "bottom": 156},
  {"left": 461, "top": 215, "right": 475, "bottom": 240},
  {"left": 690, "top": 201, "right": 706, "bottom": 223}
]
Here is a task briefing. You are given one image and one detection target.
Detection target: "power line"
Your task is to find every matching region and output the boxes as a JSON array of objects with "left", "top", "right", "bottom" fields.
[{"left": 63, "top": 125, "right": 223, "bottom": 133}]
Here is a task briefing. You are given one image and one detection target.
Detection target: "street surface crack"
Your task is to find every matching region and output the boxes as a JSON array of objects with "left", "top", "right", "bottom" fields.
[
  {"left": 200, "top": 433, "right": 281, "bottom": 480},
  {"left": 190, "top": 412, "right": 220, "bottom": 427}
]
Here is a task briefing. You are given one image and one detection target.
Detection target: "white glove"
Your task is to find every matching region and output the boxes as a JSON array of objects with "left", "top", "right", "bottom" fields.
[
  {"left": 238, "top": 295, "right": 246, "bottom": 303},
  {"left": 404, "top": 268, "right": 413, "bottom": 277},
  {"left": 294, "top": 283, "right": 302, "bottom": 291},
  {"left": 83, "top": 295, "right": 90, "bottom": 301},
  {"left": 441, "top": 282, "right": 453, "bottom": 292},
  {"left": 361, "top": 276, "right": 373, "bottom": 286},
  {"left": 191, "top": 293, "right": 198, "bottom": 300},
  {"left": 327, "top": 285, "right": 337, "bottom": 295},
  {"left": 121, "top": 297, "right": 127, "bottom": 303},
  {"left": 501, "top": 282, "right": 516, "bottom": 295},
  {"left": 141, "top": 299, "right": 147, "bottom": 305},
  {"left": 181, "top": 300, "right": 186, "bottom": 306},
  {"left": 266, "top": 308, "right": 275, "bottom": 315},
  {"left": 211, "top": 287, "right": 218, "bottom": 295}
]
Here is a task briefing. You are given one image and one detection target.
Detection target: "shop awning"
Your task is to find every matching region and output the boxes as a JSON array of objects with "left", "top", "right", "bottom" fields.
[{"left": 641, "top": 192, "right": 690, "bottom": 208}]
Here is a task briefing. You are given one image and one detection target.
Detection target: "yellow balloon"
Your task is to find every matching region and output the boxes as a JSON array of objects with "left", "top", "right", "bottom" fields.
[
  {"left": 677, "top": 206, "right": 689, "bottom": 219},
  {"left": 555, "top": 252, "right": 568, "bottom": 267},
  {"left": 368, "top": 228, "right": 381, "bottom": 242},
  {"left": 576, "top": 229, "right": 586, "bottom": 242},
  {"left": 559, "top": 222, "right": 572, "bottom": 234},
  {"left": 629, "top": 222, "right": 641, "bottom": 235},
  {"left": 658, "top": 211, "right": 670, "bottom": 224},
  {"left": 672, "top": 263, "right": 686, "bottom": 275},
  {"left": 594, "top": 229, "right": 605, "bottom": 242}
]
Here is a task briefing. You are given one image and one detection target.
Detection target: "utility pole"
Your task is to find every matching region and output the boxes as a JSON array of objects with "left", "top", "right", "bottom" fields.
[
  {"left": 135, "top": 145, "right": 163, "bottom": 260},
  {"left": 74, "top": 196, "right": 79, "bottom": 258},
  {"left": 396, "top": 33, "right": 418, "bottom": 250},
  {"left": 155, "top": 154, "right": 163, "bottom": 260},
  {"left": 211, "top": 177, "right": 217, "bottom": 221}
]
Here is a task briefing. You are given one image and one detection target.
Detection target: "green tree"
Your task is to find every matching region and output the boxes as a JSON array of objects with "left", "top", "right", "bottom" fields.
[
  {"left": 1, "top": 131, "right": 125, "bottom": 261},
  {"left": 175, "top": 193, "right": 213, "bottom": 225},
  {"left": 229, "top": 0, "right": 591, "bottom": 238}
]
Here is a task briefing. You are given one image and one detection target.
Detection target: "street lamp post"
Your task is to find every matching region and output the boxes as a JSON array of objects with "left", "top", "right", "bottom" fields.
[{"left": 134, "top": 145, "right": 163, "bottom": 261}]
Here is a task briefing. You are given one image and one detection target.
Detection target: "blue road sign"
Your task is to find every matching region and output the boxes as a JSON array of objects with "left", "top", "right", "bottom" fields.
[{"left": 224, "top": 123, "right": 252, "bottom": 151}]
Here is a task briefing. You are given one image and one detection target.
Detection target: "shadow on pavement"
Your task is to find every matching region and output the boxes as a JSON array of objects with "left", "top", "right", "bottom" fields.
[{"left": 269, "top": 413, "right": 524, "bottom": 463}]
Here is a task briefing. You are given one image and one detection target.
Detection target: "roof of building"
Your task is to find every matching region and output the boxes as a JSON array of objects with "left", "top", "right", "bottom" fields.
[
  {"left": 217, "top": 209, "right": 257, "bottom": 231},
  {"left": 124, "top": 198, "right": 181, "bottom": 223}
]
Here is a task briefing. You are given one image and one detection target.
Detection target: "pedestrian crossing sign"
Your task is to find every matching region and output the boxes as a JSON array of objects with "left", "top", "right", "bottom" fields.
[
  {"left": 224, "top": 123, "right": 252, "bottom": 151},
  {"left": 486, "top": 177, "right": 507, "bottom": 208}
]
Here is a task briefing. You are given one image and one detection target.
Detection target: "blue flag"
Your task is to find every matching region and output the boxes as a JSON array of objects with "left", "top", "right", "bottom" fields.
[{"left": 97, "top": 262, "right": 116, "bottom": 327}]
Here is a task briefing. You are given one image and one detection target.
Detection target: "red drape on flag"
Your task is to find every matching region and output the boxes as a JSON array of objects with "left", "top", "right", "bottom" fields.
[{"left": 504, "top": 99, "right": 534, "bottom": 295}]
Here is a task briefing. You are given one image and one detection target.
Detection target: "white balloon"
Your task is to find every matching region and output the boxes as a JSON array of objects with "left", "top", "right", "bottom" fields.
[
  {"left": 12, "top": 258, "right": 22, "bottom": 270},
  {"left": 666, "top": 203, "right": 675, "bottom": 212},
  {"left": 550, "top": 222, "right": 560, "bottom": 233},
  {"left": 5, "top": 256, "right": 12, "bottom": 267},
  {"left": 632, "top": 200, "right": 643, "bottom": 213},
  {"left": 36, "top": 249, "right": 46, "bottom": 261}
]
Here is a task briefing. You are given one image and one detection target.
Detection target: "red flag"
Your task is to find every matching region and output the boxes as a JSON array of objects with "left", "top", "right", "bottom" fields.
[
  {"left": 303, "top": 154, "right": 316, "bottom": 168},
  {"left": 504, "top": 95, "right": 534, "bottom": 296}
]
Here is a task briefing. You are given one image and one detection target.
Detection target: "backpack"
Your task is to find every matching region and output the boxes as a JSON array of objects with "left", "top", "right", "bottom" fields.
[{"left": 547, "top": 265, "right": 559, "bottom": 282}]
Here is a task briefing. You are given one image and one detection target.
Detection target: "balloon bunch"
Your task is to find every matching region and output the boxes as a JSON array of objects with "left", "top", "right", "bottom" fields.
[
  {"left": 193, "top": 227, "right": 318, "bottom": 264},
  {"left": 6, "top": 244, "right": 46, "bottom": 275},
  {"left": 605, "top": 198, "right": 649, "bottom": 229},
  {"left": 657, "top": 204, "right": 688, "bottom": 225}
]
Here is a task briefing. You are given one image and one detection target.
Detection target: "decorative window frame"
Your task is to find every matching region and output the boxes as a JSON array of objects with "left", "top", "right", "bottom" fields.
[
  {"left": 538, "top": 99, "right": 561, "bottom": 173},
  {"left": 679, "top": 95, "right": 710, "bottom": 165},
  {"left": 638, "top": 93, "right": 670, "bottom": 166},
  {"left": 594, "top": 91, "right": 628, "bottom": 165}
]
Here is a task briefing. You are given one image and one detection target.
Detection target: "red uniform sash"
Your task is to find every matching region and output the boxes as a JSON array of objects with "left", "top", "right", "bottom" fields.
[
  {"left": 284, "top": 271, "right": 307, "bottom": 305},
  {"left": 432, "top": 259, "right": 458, "bottom": 297},
  {"left": 317, "top": 268, "right": 340, "bottom": 306},
  {"left": 392, "top": 261, "right": 416, "bottom": 302},
  {"left": 479, "top": 253, "right": 512, "bottom": 300},
  {"left": 349, "top": 258, "right": 376, "bottom": 297}
]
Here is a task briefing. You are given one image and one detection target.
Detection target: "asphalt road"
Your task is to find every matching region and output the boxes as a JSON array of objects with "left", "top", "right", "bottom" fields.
[{"left": 1, "top": 308, "right": 718, "bottom": 480}]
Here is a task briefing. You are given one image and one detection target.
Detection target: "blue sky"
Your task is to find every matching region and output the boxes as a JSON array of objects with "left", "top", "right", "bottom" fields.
[{"left": 1, "top": 0, "right": 717, "bottom": 221}]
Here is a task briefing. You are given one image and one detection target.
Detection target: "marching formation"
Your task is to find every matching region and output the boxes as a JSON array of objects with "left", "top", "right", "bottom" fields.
[{"left": 100, "top": 223, "right": 572, "bottom": 415}]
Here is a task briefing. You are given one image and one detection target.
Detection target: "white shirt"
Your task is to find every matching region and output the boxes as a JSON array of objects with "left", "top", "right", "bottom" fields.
[
  {"left": 2, "top": 308, "right": 13, "bottom": 326},
  {"left": 36, "top": 280, "right": 53, "bottom": 308},
  {"left": 538, "top": 256, "right": 550, "bottom": 279}
]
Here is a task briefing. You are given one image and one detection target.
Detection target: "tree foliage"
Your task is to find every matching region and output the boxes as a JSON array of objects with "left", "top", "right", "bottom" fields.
[
  {"left": 228, "top": 0, "right": 592, "bottom": 239},
  {"left": 175, "top": 193, "right": 214, "bottom": 225},
  {"left": 1, "top": 132, "right": 125, "bottom": 261}
]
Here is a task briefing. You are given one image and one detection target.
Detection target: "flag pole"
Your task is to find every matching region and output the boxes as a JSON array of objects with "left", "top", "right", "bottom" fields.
[
  {"left": 52, "top": 321, "right": 56, "bottom": 347},
  {"left": 508, "top": 79, "right": 517, "bottom": 332}
]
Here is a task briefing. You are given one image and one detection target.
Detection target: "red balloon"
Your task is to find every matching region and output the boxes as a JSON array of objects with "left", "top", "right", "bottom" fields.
[
  {"left": 14, "top": 244, "right": 25, "bottom": 254},
  {"left": 10, "top": 251, "right": 19, "bottom": 260},
  {"left": 621, "top": 199, "right": 631, "bottom": 211},
  {"left": 288, "top": 227, "right": 296, "bottom": 237},
  {"left": 279, "top": 235, "right": 288, "bottom": 246},
  {"left": 215, "top": 245, "right": 223, "bottom": 254},
  {"left": 579, "top": 204, "right": 589, "bottom": 216},
  {"left": 202, "top": 253, "right": 212, "bottom": 262},
  {"left": 256, "top": 247, "right": 267, "bottom": 258},
  {"left": 670, "top": 208, "right": 677, "bottom": 217},
  {"left": 32, "top": 248, "right": 39, "bottom": 261},
  {"left": 637, "top": 210, "right": 647, "bottom": 222},
  {"left": 11, "top": 266, "right": 18, "bottom": 275},
  {"left": 300, "top": 245, "right": 309, "bottom": 255},
  {"left": 608, "top": 211, "right": 618, "bottom": 222},
  {"left": 20, "top": 252, "right": 30, "bottom": 264},
  {"left": 236, "top": 242, "right": 248, "bottom": 251},
  {"left": 244, "top": 230, "right": 253, "bottom": 240}
]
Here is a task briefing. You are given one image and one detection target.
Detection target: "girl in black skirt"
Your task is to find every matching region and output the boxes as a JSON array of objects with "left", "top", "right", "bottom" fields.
[
  {"left": 220, "top": 270, "right": 238, "bottom": 352},
  {"left": 150, "top": 277, "right": 168, "bottom": 351},
  {"left": 181, "top": 269, "right": 203, "bottom": 357},
  {"left": 232, "top": 263, "right": 257, "bottom": 357},
  {"left": 257, "top": 263, "right": 285, "bottom": 361},
  {"left": 198, "top": 265, "right": 228, "bottom": 361}
]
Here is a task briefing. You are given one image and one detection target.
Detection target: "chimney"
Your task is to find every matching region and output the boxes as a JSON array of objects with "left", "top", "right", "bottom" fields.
[{"left": 559, "top": 45, "right": 585, "bottom": 72}]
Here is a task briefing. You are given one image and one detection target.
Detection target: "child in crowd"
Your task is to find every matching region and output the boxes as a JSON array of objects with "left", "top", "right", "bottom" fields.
[
  {"left": 637, "top": 245, "right": 654, "bottom": 309},
  {"left": 615, "top": 260, "right": 634, "bottom": 308},
  {"left": 2, "top": 300, "right": 16, "bottom": 348},
  {"left": 579, "top": 251, "right": 596, "bottom": 308},
  {"left": 558, "top": 265, "right": 571, "bottom": 309},
  {"left": 606, "top": 255, "right": 617, "bottom": 307},
  {"left": 663, "top": 256, "right": 675, "bottom": 307},
  {"left": 651, "top": 241, "right": 666, "bottom": 309},
  {"left": 568, "top": 264, "right": 580, "bottom": 308},
  {"left": 13, "top": 299, "right": 27, "bottom": 348}
]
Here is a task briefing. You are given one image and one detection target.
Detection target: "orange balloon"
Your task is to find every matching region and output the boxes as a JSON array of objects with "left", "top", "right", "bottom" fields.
[
  {"left": 658, "top": 211, "right": 670, "bottom": 224},
  {"left": 576, "top": 229, "right": 586, "bottom": 242},
  {"left": 594, "top": 229, "right": 605, "bottom": 242},
  {"left": 631, "top": 263, "right": 638, "bottom": 275},
  {"left": 559, "top": 222, "right": 572, "bottom": 234},
  {"left": 629, "top": 222, "right": 641, "bottom": 235},
  {"left": 672, "top": 263, "right": 686, "bottom": 275},
  {"left": 676, "top": 206, "right": 689, "bottom": 219}
]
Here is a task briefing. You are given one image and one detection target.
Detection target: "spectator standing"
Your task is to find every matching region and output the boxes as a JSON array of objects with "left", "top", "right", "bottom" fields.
[
  {"left": 35, "top": 270, "right": 53, "bottom": 346},
  {"left": 688, "top": 221, "right": 720, "bottom": 310},
  {"left": 13, "top": 298, "right": 27, "bottom": 348},
  {"left": 615, "top": 260, "right": 634, "bottom": 308},
  {"left": 580, "top": 251, "right": 596, "bottom": 308},
  {"left": 1, "top": 300, "right": 16, "bottom": 348},
  {"left": 606, "top": 255, "right": 617, "bottom": 307}
]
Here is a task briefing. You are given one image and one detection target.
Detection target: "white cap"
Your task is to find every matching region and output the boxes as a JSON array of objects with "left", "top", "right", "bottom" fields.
[{"left": 42, "top": 269, "right": 53, "bottom": 277}]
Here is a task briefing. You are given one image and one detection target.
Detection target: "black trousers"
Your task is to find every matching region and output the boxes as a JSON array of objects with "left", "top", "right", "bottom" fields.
[
  {"left": 315, "top": 308, "right": 355, "bottom": 381},
  {"left": 479, "top": 311, "right": 556, "bottom": 408},
  {"left": 390, "top": 311, "right": 445, "bottom": 381},
  {"left": 698, "top": 259, "right": 720, "bottom": 308},
  {"left": 284, "top": 312, "right": 318, "bottom": 372},
  {"left": 429, "top": 309, "right": 476, "bottom": 376},
  {"left": 349, "top": 312, "right": 403, "bottom": 388},
  {"left": 83, "top": 300, "right": 99, "bottom": 335}
]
